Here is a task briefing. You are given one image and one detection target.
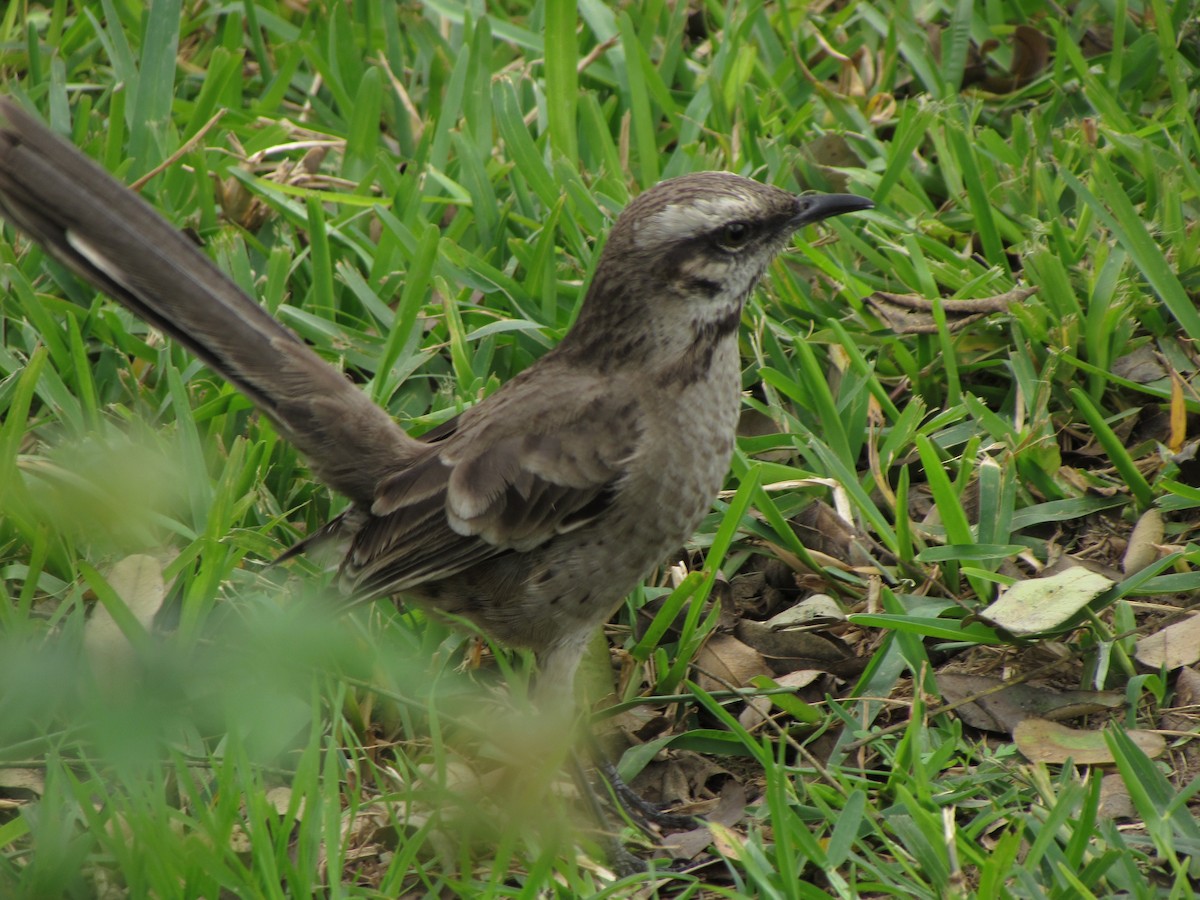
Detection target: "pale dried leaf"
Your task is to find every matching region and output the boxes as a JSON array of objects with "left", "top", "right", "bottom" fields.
[
  {"left": 418, "top": 759, "right": 485, "bottom": 796},
  {"left": 765, "top": 593, "right": 845, "bottom": 627},
  {"left": 83, "top": 554, "right": 167, "bottom": 692},
  {"left": 229, "top": 823, "right": 252, "bottom": 854},
  {"left": 1014, "top": 719, "right": 1165, "bottom": 764},
  {"left": 266, "top": 786, "right": 297, "bottom": 818},
  {"left": 1170, "top": 372, "right": 1187, "bottom": 453},
  {"left": 866, "top": 287, "right": 1035, "bottom": 334},
  {"left": 1135, "top": 614, "right": 1200, "bottom": 670},
  {"left": 707, "top": 820, "right": 745, "bottom": 861},
  {"left": 91, "top": 868, "right": 126, "bottom": 900},
  {"left": 1123, "top": 508, "right": 1164, "bottom": 575},
  {"left": 982, "top": 566, "right": 1114, "bottom": 635}
]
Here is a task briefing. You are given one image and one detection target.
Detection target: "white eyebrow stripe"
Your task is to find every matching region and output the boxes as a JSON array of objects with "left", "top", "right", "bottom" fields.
[{"left": 634, "top": 195, "right": 755, "bottom": 244}]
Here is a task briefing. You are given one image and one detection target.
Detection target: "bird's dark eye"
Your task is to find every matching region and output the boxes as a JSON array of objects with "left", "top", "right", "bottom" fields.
[{"left": 717, "top": 221, "right": 754, "bottom": 250}]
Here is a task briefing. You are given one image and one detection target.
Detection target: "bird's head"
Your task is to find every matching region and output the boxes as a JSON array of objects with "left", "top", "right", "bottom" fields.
[{"left": 565, "top": 172, "right": 872, "bottom": 366}]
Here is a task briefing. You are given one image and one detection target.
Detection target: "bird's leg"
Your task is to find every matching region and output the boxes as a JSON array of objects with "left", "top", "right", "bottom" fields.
[
  {"left": 566, "top": 750, "right": 648, "bottom": 877},
  {"left": 537, "top": 642, "right": 699, "bottom": 834},
  {"left": 584, "top": 728, "right": 701, "bottom": 832},
  {"left": 535, "top": 643, "right": 693, "bottom": 869}
]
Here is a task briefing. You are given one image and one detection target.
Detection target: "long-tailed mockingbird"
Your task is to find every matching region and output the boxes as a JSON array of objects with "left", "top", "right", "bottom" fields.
[{"left": 0, "top": 96, "right": 871, "bottom": 851}]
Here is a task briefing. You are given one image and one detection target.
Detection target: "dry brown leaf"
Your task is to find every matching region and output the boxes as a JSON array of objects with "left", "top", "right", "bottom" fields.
[
  {"left": 707, "top": 820, "right": 746, "bottom": 861},
  {"left": 937, "top": 674, "right": 1123, "bottom": 735},
  {"left": 1111, "top": 346, "right": 1167, "bottom": 383},
  {"left": 799, "top": 133, "right": 862, "bottom": 193},
  {"left": 694, "top": 634, "right": 772, "bottom": 692},
  {"left": 1098, "top": 773, "right": 1136, "bottom": 820},
  {"left": 961, "top": 25, "right": 1051, "bottom": 93},
  {"left": 662, "top": 780, "right": 746, "bottom": 860},
  {"left": 1135, "top": 614, "right": 1200, "bottom": 670},
  {"left": 734, "top": 617, "right": 849, "bottom": 667},
  {"left": 792, "top": 499, "right": 862, "bottom": 561},
  {"left": 1176, "top": 667, "right": 1200, "bottom": 706},
  {"left": 993, "top": 25, "right": 1051, "bottom": 91}
]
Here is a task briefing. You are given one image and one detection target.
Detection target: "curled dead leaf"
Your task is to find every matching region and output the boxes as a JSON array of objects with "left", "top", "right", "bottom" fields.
[
  {"left": 867, "top": 287, "right": 1036, "bottom": 334},
  {"left": 767, "top": 593, "right": 846, "bottom": 626},
  {"left": 734, "top": 615, "right": 849, "bottom": 668},
  {"left": 1123, "top": 508, "right": 1164, "bottom": 575},
  {"left": 981, "top": 25, "right": 1051, "bottom": 93}
]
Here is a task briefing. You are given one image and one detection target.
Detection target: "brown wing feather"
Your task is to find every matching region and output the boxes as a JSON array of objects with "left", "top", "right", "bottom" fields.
[{"left": 340, "top": 375, "right": 640, "bottom": 598}]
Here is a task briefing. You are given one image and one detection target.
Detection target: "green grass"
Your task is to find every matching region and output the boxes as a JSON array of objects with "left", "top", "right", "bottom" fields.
[{"left": 3, "top": 0, "right": 1200, "bottom": 896}]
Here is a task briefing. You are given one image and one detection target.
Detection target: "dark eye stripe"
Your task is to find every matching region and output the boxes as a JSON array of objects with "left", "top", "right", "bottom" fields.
[{"left": 682, "top": 275, "right": 722, "bottom": 296}]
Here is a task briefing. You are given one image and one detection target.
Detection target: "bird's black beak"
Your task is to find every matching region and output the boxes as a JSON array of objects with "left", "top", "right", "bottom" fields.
[{"left": 789, "top": 193, "right": 874, "bottom": 227}]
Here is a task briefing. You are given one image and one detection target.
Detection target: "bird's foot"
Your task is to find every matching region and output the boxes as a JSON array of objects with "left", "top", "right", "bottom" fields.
[{"left": 594, "top": 755, "right": 700, "bottom": 832}]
